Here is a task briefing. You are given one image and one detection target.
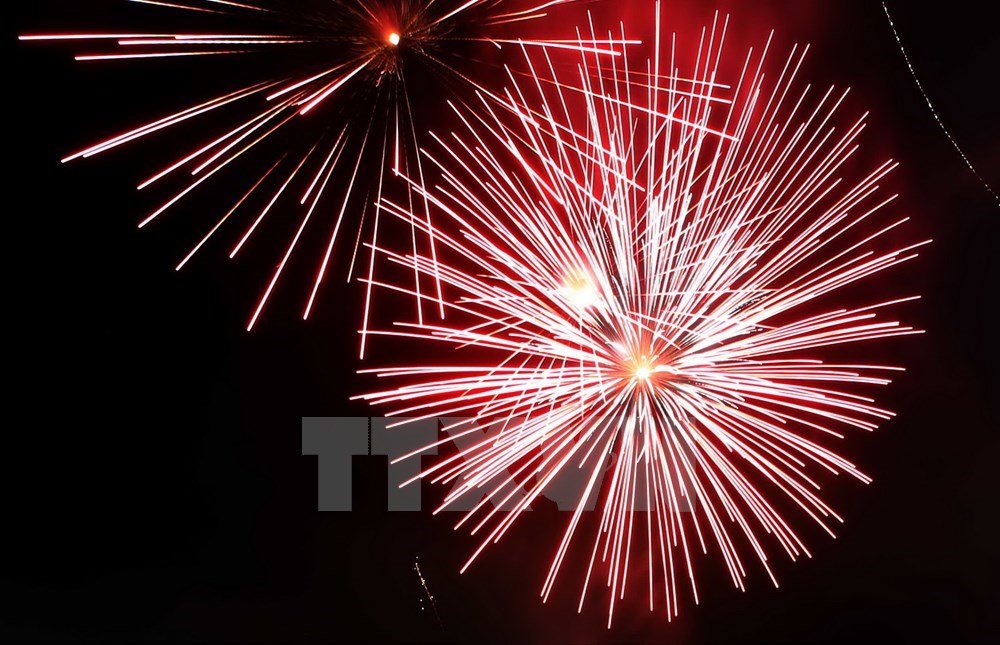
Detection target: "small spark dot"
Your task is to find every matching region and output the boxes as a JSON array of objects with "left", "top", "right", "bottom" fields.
[{"left": 388, "top": 32, "right": 401, "bottom": 46}]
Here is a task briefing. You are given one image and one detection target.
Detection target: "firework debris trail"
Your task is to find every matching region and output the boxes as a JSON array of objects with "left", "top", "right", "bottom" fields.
[
  {"left": 881, "top": 1, "right": 998, "bottom": 206},
  {"left": 414, "top": 556, "right": 443, "bottom": 628}
]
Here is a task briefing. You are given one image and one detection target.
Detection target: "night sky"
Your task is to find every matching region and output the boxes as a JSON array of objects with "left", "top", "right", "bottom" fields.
[{"left": 4, "top": 1, "right": 998, "bottom": 642}]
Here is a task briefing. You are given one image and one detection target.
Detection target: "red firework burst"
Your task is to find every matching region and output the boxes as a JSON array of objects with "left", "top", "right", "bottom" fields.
[
  {"left": 356, "top": 7, "right": 927, "bottom": 624},
  {"left": 21, "top": 0, "right": 631, "bottom": 343}
]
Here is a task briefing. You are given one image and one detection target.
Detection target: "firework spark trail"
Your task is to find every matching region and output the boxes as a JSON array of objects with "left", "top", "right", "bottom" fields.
[
  {"left": 414, "top": 556, "right": 443, "bottom": 627},
  {"left": 21, "top": 0, "right": 637, "bottom": 343},
  {"left": 880, "top": 1, "right": 998, "bottom": 207},
  {"left": 356, "top": 6, "right": 927, "bottom": 624}
]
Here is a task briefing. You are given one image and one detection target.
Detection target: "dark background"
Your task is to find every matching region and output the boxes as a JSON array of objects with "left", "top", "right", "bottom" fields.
[{"left": 4, "top": 1, "right": 997, "bottom": 642}]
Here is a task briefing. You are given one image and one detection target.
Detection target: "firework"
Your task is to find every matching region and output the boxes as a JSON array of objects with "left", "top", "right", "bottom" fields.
[
  {"left": 21, "top": 0, "right": 631, "bottom": 342},
  {"left": 356, "top": 7, "right": 927, "bottom": 624}
]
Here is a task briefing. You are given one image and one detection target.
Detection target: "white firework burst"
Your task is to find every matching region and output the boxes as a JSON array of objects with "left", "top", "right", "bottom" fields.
[{"left": 358, "top": 7, "right": 927, "bottom": 624}]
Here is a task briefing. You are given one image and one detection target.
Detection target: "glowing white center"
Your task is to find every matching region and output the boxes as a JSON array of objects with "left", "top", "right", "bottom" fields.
[
  {"left": 631, "top": 355, "right": 657, "bottom": 382},
  {"left": 388, "top": 32, "right": 401, "bottom": 46},
  {"left": 561, "top": 275, "right": 599, "bottom": 309}
]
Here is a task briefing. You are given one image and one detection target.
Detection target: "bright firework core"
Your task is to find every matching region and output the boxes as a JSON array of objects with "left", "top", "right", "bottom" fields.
[
  {"left": 631, "top": 356, "right": 656, "bottom": 382},
  {"left": 560, "top": 274, "right": 599, "bottom": 309},
  {"left": 388, "top": 32, "right": 401, "bottom": 46}
]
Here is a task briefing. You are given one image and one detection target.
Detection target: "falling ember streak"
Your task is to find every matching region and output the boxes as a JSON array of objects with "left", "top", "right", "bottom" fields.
[
  {"left": 414, "top": 557, "right": 443, "bottom": 628},
  {"left": 881, "top": 1, "right": 998, "bottom": 206},
  {"left": 357, "top": 6, "right": 926, "bottom": 625},
  {"left": 21, "top": 0, "right": 633, "bottom": 340}
]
